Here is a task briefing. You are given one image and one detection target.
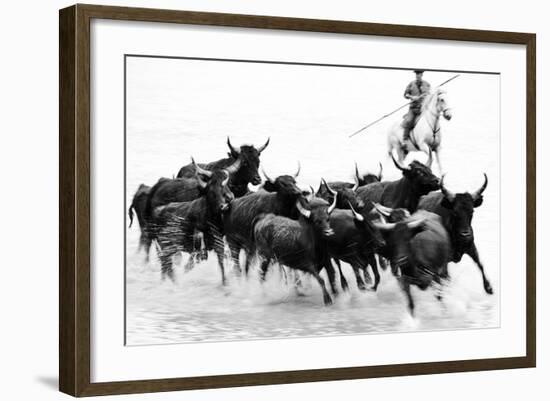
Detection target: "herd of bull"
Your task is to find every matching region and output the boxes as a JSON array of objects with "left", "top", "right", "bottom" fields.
[{"left": 128, "top": 137, "right": 493, "bottom": 314}]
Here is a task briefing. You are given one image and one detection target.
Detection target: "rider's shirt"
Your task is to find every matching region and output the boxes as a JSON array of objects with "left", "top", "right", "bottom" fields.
[{"left": 404, "top": 79, "right": 431, "bottom": 111}]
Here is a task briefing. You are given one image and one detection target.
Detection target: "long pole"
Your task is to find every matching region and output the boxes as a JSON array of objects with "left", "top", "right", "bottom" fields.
[{"left": 348, "top": 74, "right": 460, "bottom": 138}]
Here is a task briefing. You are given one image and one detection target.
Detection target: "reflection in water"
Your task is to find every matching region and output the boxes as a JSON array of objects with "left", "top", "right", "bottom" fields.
[{"left": 126, "top": 229, "right": 498, "bottom": 345}]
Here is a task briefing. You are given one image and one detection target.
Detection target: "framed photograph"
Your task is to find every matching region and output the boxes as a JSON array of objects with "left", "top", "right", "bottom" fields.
[{"left": 59, "top": 4, "right": 536, "bottom": 397}]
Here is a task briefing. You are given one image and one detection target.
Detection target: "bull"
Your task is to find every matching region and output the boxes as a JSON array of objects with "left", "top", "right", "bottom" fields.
[
  {"left": 254, "top": 194, "right": 338, "bottom": 305},
  {"left": 418, "top": 174, "right": 492, "bottom": 294},
  {"left": 355, "top": 154, "right": 440, "bottom": 213},
  {"left": 373, "top": 207, "right": 451, "bottom": 315},
  {"left": 153, "top": 160, "right": 235, "bottom": 283},
  {"left": 177, "top": 137, "right": 270, "bottom": 197},
  {"left": 142, "top": 157, "right": 242, "bottom": 258},
  {"left": 324, "top": 201, "right": 386, "bottom": 292},
  {"left": 317, "top": 163, "right": 382, "bottom": 211},
  {"left": 223, "top": 164, "right": 305, "bottom": 275}
]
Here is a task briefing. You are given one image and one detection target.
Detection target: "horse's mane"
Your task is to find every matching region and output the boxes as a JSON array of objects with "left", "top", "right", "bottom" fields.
[{"left": 420, "top": 88, "right": 445, "bottom": 113}]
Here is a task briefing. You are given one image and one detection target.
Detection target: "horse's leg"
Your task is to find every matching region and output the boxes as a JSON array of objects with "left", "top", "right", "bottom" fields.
[{"left": 434, "top": 146, "right": 444, "bottom": 175}]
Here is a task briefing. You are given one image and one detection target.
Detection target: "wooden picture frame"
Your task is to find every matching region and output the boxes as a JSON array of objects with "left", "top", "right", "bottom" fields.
[{"left": 59, "top": 3, "right": 536, "bottom": 397}]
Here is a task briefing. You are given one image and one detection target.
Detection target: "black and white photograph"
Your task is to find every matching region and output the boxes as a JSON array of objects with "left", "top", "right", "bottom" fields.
[{"left": 125, "top": 55, "right": 499, "bottom": 345}]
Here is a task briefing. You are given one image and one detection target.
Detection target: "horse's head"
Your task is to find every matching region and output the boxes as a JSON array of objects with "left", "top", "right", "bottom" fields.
[{"left": 435, "top": 88, "right": 452, "bottom": 120}]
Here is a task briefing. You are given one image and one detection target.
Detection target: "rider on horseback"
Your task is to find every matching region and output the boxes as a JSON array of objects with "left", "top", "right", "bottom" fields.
[{"left": 402, "top": 70, "right": 431, "bottom": 142}]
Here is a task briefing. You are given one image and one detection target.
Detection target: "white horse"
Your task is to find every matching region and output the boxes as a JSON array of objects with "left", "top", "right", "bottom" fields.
[{"left": 387, "top": 88, "right": 452, "bottom": 175}]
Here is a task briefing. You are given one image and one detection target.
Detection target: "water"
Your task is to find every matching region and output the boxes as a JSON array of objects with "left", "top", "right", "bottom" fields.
[{"left": 125, "top": 56, "right": 500, "bottom": 346}]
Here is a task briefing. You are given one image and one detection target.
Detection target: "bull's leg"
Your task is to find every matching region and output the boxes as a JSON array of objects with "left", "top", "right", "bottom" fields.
[
  {"left": 399, "top": 278, "right": 415, "bottom": 315},
  {"left": 183, "top": 254, "right": 195, "bottom": 272},
  {"left": 324, "top": 260, "right": 339, "bottom": 296},
  {"left": 362, "top": 265, "right": 373, "bottom": 285},
  {"left": 377, "top": 255, "right": 388, "bottom": 271},
  {"left": 366, "top": 254, "right": 381, "bottom": 291},
  {"left": 159, "top": 250, "right": 175, "bottom": 282},
  {"left": 351, "top": 263, "right": 367, "bottom": 291},
  {"left": 333, "top": 258, "right": 349, "bottom": 292},
  {"left": 259, "top": 258, "right": 270, "bottom": 281},
  {"left": 466, "top": 244, "right": 493, "bottom": 294},
  {"left": 214, "top": 245, "right": 227, "bottom": 286},
  {"left": 244, "top": 249, "right": 255, "bottom": 277},
  {"left": 228, "top": 243, "right": 242, "bottom": 275},
  {"left": 309, "top": 267, "right": 333, "bottom": 306}
]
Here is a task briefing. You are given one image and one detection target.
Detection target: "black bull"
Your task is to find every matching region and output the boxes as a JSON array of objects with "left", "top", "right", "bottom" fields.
[
  {"left": 355, "top": 155, "right": 440, "bottom": 213},
  {"left": 374, "top": 209, "right": 451, "bottom": 315},
  {"left": 418, "top": 173, "right": 493, "bottom": 294},
  {"left": 254, "top": 196, "right": 337, "bottom": 305},
  {"left": 222, "top": 167, "right": 304, "bottom": 275},
  {"left": 153, "top": 163, "right": 235, "bottom": 283},
  {"left": 176, "top": 137, "right": 270, "bottom": 197},
  {"left": 140, "top": 157, "right": 242, "bottom": 257}
]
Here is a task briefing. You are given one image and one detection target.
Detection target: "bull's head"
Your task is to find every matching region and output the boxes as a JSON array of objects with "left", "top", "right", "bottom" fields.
[
  {"left": 355, "top": 162, "right": 383, "bottom": 186},
  {"left": 440, "top": 173, "right": 487, "bottom": 246},
  {"left": 227, "top": 137, "right": 270, "bottom": 186},
  {"left": 296, "top": 188, "right": 337, "bottom": 237},
  {"left": 392, "top": 154, "right": 440, "bottom": 195},
  {"left": 193, "top": 158, "right": 235, "bottom": 213},
  {"left": 373, "top": 206, "right": 428, "bottom": 283},
  {"left": 347, "top": 201, "right": 385, "bottom": 249},
  {"left": 317, "top": 178, "right": 365, "bottom": 211},
  {"left": 261, "top": 163, "right": 303, "bottom": 197}
]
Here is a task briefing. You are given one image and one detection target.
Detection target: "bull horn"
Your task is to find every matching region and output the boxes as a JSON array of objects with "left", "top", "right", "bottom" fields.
[
  {"left": 328, "top": 190, "right": 338, "bottom": 215},
  {"left": 373, "top": 221, "right": 396, "bottom": 231},
  {"left": 307, "top": 185, "right": 315, "bottom": 202},
  {"left": 293, "top": 161, "right": 301, "bottom": 178},
  {"left": 373, "top": 202, "right": 393, "bottom": 217},
  {"left": 352, "top": 165, "right": 360, "bottom": 191},
  {"left": 348, "top": 201, "right": 364, "bottom": 222},
  {"left": 296, "top": 199, "right": 311, "bottom": 218},
  {"left": 406, "top": 217, "right": 426, "bottom": 229},
  {"left": 222, "top": 171, "right": 230, "bottom": 186},
  {"left": 227, "top": 137, "right": 240, "bottom": 156},
  {"left": 391, "top": 154, "right": 409, "bottom": 171},
  {"left": 261, "top": 168, "right": 275, "bottom": 184},
  {"left": 224, "top": 157, "right": 242, "bottom": 175},
  {"left": 378, "top": 162, "right": 383, "bottom": 181},
  {"left": 426, "top": 150, "right": 433, "bottom": 168},
  {"left": 192, "top": 157, "right": 212, "bottom": 178},
  {"left": 440, "top": 174, "right": 455, "bottom": 202},
  {"left": 321, "top": 178, "right": 337, "bottom": 197},
  {"left": 471, "top": 173, "right": 488, "bottom": 201},
  {"left": 257, "top": 137, "right": 270, "bottom": 153}
]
